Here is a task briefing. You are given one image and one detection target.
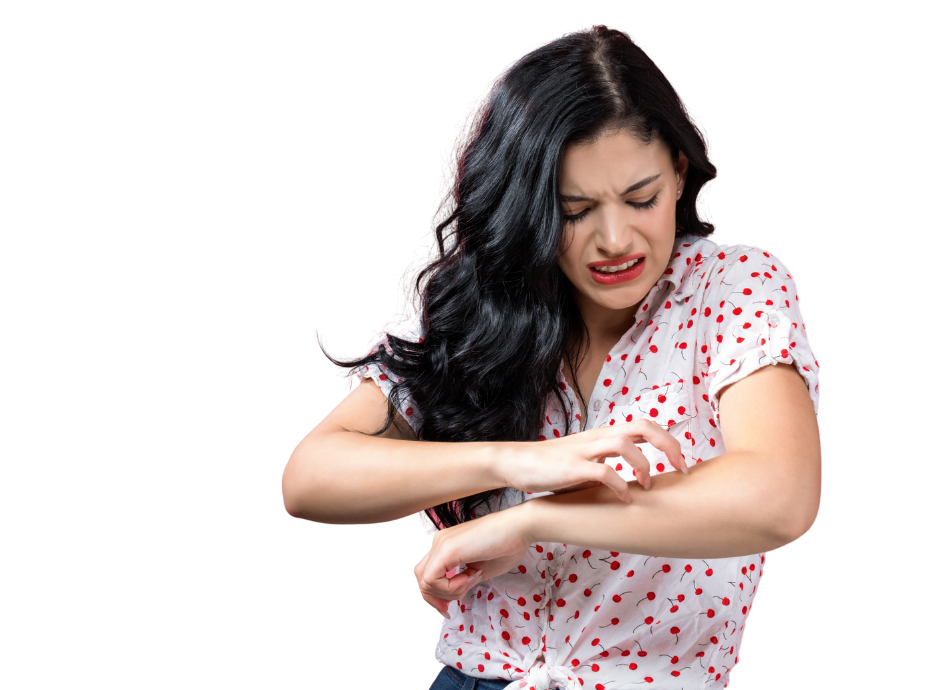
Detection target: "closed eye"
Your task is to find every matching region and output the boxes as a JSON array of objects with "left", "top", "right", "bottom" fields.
[{"left": 563, "top": 193, "right": 661, "bottom": 225}]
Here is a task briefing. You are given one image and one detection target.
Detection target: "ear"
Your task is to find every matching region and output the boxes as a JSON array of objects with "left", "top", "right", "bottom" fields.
[{"left": 674, "top": 152, "right": 689, "bottom": 190}]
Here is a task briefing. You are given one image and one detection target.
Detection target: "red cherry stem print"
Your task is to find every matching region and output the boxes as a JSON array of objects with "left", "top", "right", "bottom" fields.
[{"left": 631, "top": 615, "right": 652, "bottom": 634}]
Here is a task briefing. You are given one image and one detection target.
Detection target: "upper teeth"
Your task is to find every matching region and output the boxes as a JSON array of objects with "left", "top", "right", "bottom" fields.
[{"left": 594, "top": 259, "right": 639, "bottom": 273}]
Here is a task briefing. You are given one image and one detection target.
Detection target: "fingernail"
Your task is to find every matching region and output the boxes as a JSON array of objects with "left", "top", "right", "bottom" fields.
[
  {"left": 469, "top": 570, "right": 483, "bottom": 585},
  {"left": 682, "top": 466, "right": 690, "bottom": 476},
  {"left": 441, "top": 611, "right": 450, "bottom": 620}
]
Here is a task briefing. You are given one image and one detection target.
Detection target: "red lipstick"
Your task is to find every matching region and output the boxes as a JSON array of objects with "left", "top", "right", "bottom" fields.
[{"left": 588, "top": 253, "right": 646, "bottom": 285}]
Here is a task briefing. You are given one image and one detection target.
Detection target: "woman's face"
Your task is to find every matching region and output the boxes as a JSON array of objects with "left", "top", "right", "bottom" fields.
[{"left": 557, "top": 129, "right": 688, "bottom": 320}]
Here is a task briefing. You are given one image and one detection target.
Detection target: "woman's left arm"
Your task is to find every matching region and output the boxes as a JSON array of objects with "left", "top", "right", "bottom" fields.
[
  {"left": 519, "top": 361, "right": 821, "bottom": 558},
  {"left": 416, "top": 362, "right": 820, "bottom": 615}
]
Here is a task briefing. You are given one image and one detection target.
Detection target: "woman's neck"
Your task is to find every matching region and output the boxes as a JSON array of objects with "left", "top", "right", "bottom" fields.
[{"left": 572, "top": 287, "right": 641, "bottom": 348}]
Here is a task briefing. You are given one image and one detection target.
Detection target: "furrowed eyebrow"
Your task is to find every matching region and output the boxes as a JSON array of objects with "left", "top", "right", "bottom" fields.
[{"left": 559, "top": 173, "right": 663, "bottom": 203}]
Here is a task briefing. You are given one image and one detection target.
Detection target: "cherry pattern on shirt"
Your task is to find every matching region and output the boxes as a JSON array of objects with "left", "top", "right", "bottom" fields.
[{"left": 360, "top": 235, "right": 818, "bottom": 690}]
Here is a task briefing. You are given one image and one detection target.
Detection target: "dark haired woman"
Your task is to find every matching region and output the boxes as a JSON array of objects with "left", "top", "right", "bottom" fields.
[{"left": 283, "top": 25, "right": 821, "bottom": 690}]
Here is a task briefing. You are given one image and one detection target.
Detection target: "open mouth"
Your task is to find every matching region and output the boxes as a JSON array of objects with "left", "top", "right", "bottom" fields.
[
  {"left": 588, "top": 256, "right": 646, "bottom": 284},
  {"left": 591, "top": 257, "right": 642, "bottom": 274}
]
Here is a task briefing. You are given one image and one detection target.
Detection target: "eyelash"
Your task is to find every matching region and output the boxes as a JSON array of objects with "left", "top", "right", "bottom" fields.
[{"left": 563, "top": 193, "right": 660, "bottom": 224}]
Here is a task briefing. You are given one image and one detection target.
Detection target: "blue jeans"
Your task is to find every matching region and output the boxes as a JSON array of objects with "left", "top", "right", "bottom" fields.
[{"left": 428, "top": 665, "right": 512, "bottom": 690}]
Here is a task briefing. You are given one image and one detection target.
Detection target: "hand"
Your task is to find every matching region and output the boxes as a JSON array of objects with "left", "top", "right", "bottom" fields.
[
  {"left": 499, "top": 419, "right": 688, "bottom": 502},
  {"left": 414, "top": 508, "right": 531, "bottom": 619}
]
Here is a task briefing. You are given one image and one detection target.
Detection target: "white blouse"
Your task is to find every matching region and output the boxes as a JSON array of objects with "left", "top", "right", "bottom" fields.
[{"left": 360, "top": 234, "right": 819, "bottom": 689}]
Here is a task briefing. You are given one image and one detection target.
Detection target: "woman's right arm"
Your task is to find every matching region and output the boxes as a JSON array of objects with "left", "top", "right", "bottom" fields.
[
  {"left": 283, "top": 376, "right": 686, "bottom": 525},
  {"left": 282, "top": 376, "right": 509, "bottom": 524}
]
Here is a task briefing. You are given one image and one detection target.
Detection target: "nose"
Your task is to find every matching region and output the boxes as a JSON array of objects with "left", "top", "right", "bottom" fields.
[{"left": 594, "top": 202, "right": 636, "bottom": 257}]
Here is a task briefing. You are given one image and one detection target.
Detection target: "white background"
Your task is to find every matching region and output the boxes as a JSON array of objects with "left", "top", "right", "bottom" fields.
[{"left": 2, "top": 2, "right": 947, "bottom": 688}]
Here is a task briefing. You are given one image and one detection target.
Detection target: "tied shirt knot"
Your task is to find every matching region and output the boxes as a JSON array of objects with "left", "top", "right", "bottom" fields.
[{"left": 504, "top": 661, "right": 582, "bottom": 690}]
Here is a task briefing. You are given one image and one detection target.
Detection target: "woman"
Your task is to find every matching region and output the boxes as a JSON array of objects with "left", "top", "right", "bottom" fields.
[{"left": 283, "top": 25, "right": 821, "bottom": 690}]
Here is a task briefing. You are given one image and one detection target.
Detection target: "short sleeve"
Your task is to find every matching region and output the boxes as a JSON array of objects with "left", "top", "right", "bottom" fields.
[
  {"left": 696, "top": 246, "right": 819, "bottom": 416},
  {"left": 357, "top": 311, "right": 425, "bottom": 436}
]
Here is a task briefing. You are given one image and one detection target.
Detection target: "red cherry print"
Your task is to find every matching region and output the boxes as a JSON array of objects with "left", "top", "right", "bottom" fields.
[
  {"left": 521, "top": 636, "right": 531, "bottom": 646},
  {"left": 649, "top": 408, "right": 658, "bottom": 417},
  {"left": 603, "top": 379, "right": 612, "bottom": 387},
  {"left": 610, "top": 561, "right": 621, "bottom": 571}
]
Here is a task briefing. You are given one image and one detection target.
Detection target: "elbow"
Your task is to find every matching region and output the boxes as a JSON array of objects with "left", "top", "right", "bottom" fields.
[
  {"left": 772, "top": 491, "right": 820, "bottom": 545},
  {"left": 282, "top": 461, "right": 304, "bottom": 519},
  {"left": 282, "top": 452, "right": 323, "bottom": 521}
]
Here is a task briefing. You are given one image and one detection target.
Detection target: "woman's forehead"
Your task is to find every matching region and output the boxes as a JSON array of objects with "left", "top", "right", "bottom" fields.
[{"left": 559, "top": 131, "right": 671, "bottom": 196}]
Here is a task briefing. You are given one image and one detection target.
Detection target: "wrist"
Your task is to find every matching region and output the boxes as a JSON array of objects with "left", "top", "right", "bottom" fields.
[
  {"left": 509, "top": 495, "right": 541, "bottom": 545},
  {"left": 483, "top": 441, "right": 518, "bottom": 489}
]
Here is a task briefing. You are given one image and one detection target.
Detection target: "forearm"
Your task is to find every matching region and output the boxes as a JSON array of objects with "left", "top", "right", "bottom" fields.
[
  {"left": 283, "top": 430, "right": 506, "bottom": 525},
  {"left": 518, "top": 450, "right": 801, "bottom": 559}
]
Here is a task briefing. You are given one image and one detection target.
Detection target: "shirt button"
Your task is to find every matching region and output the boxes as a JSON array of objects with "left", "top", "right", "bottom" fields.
[
  {"left": 768, "top": 313, "right": 780, "bottom": 327},
  {"left": 592, "top": 400, "right": 602, "bottom": 411}
]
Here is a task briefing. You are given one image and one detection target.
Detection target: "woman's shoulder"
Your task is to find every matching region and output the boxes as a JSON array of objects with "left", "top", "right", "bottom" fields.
[
  {"left": 680, "top": 235, "right": 791, "bottom": 271},
  {"left": 364, "top": 309, "right": 425, "bottom": 355},
  {"left": 676, "top": 235, "right": 799, "bottom": 301}
]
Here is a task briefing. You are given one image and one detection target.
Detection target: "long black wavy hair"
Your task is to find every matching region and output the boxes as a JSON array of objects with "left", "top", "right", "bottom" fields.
[{"left": 328, "top": 26, "right": 717, "bottom": 529}]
